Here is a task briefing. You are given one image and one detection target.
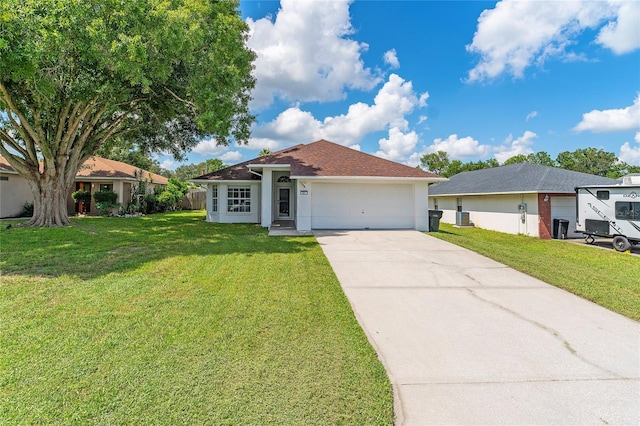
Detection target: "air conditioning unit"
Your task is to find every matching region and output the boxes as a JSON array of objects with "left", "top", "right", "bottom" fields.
[{"left": 456, "top": 211, "right": 470, "bottom": 226}]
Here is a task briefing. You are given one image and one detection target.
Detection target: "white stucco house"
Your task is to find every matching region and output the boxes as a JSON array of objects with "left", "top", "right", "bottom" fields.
[
  {"left": 428, "top": 163, "right": 619, "bottom": 239},
  {"left": 191, "top": 139, "right": 445, "bottom": 231}
]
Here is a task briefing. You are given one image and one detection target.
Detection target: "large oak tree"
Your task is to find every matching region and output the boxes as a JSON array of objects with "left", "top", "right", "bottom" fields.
[{"left": 0, "top": 0, "right": 255, "bottom": 226}]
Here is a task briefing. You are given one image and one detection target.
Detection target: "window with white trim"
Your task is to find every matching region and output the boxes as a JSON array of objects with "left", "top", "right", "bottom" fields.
[
  {"left": 99, "top": 183, "right": 113, "bottom": 192},
  {"left": 212, "top": 185, "right": 218, "bottom": 212},
  {"left": 227, "top": 186, "right": 251, "bottom": 213}
]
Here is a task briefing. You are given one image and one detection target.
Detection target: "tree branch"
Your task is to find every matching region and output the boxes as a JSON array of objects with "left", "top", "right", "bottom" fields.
[
  {"left": 165, "top": 87, "right": 196, "bottom": 108},
  {"left": 0, "top": 83, "right": 42, "bottom": 150},
  {"left": 0, "top": 128, "right": 29, "bottom": 158}
]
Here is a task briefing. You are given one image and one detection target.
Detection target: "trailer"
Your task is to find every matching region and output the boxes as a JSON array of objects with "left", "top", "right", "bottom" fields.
[{"left": 575, "top": 177, "right": 640, "bottom": 252}]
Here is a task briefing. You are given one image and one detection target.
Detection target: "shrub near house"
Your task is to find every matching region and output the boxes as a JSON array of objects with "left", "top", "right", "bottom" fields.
[{"left": 93, "top": 190, "right": 119, "bottom": 216}]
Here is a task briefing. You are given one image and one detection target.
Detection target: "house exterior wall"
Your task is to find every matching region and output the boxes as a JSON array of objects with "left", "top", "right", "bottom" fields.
[
  {"left": 0, "top": 172, "right": 33, "bottom": 218},
  {"left": 430, "top": 193, "right": 540, "bottom": 237},
  {"left": 260, "top": 170, "right": 272, "bottom": 227},
  {"left": 550, "top": 194, "right": 580, "bottom": 238},
  {"left": 296, "top": 180, "right": 312, "bottom": 231},
  {"left": 414, "top": 182, "right": 429, "bottom": 231},
  {"left": 205, "top": 182, "right": 260, "bottom": 224}
]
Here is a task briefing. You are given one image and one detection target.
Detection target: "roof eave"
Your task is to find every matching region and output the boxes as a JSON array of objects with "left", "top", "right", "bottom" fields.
[
  {"left": 429, "top": 190, "right": 569, "bottom": 197},
  {"left": 189, "top": 179, "right": 257, "bottom": 184},
  {"left": 291, "top": 175, "right": 446, "bottom": 182}
]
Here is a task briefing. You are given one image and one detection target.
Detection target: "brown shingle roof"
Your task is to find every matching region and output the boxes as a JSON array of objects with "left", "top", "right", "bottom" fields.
[
  {"left": 0, "top": 156, "right": 168, "bottom": 185},
  {"left": 193, "top": 139, "right": 442, "bottom": 181},
  {"left": 0, "top": 156, "right": 18, "bottom": 173},
  {"left": 77, "top": 157, "right": 169, "bottom": 185}
]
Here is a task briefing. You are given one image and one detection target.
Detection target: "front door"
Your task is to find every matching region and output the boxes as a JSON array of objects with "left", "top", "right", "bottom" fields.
[
  {"left": 277, "top": 187, "right": 291, "bottom": 219},
  {"left": 75, "top": 182, "right": 91, "bottom": 214}
]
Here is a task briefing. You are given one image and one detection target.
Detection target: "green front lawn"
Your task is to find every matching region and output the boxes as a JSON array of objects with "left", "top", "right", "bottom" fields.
[
  {"left": 430, "top": 223, "right": 640, "bottom": 321},
  {"left": 0, "top": 212, "right": 392, "bottom": 424}
]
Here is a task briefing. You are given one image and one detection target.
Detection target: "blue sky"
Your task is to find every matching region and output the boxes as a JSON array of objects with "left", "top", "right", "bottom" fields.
[{"left": 159, "top": 0, "right": 640, "bottom": 171}]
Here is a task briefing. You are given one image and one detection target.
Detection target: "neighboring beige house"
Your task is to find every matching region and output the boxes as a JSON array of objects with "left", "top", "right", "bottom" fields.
[
  {"left": 428, "top": 163, "right": 619, "bottom": 239},
  {"left": 191, "top": 139, "right": 445, "bottom": 231},
  {"left": 0, "top": 156, "right": 168, "bottom": 218}
]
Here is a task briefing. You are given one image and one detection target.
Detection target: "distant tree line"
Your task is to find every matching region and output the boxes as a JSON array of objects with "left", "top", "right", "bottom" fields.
[{"left": 420, "top": 148, "right": 640, "bottom": 179}]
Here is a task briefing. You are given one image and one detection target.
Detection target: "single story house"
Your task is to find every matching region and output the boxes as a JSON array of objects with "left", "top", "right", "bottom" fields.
[
  {"left": 0, "top": 156, "right": 168, "bottom": 218},
  {"left": 191, "top": 139, "right": 445, "bottom": 231},
  {"left": 428, "top": 162, "right": 619, "bottom": 239}
]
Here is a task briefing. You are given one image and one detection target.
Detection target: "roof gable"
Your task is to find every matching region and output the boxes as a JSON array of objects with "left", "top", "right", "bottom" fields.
[
  {"left": 429, "top": 162, "right": 619, "bottom": 195},
  {"left": 193, "top": 139, "right": 442, "bottom": 181}
]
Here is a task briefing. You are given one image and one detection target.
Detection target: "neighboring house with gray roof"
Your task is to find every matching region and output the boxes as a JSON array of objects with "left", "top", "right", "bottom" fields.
[{"left": 428, "top": 163, "right": 619, "bottom": 239}]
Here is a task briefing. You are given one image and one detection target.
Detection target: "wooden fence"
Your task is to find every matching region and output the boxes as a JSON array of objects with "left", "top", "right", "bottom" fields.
[{"left": 181, "top": 189, "right": 206, "bottom": 210}]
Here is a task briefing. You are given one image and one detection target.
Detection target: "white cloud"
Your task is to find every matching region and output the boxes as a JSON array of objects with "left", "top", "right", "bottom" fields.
[
  {"left": 376, "top": 128, "right": 419, "bottom": 162},
  {"left": 493, "top": 130, "right": 537, "bottom": 163},
  {"left": 466, "top": 0, "right": 637, "bottom": 83},
  {"left": 247, "top": 0, "right": 381, "bottom": 109},
  {"left": 596, "top": 1, "right": 640, "bottom": 54},
  {"left": 573, "top": 94, "right": 640, "bottom": 133},
  {"left": 159, "top": 159, "right": 177, "bottom": 171},
  {"left": 192, "top": 139, "right": 233, "bottom": 157},
  {"left": 384, "top": 49, "right": 400, "bottom": 69},
  {"left": 220, "top": 151, "right": 243, "bottom": 162},
  {"left": 526, "top": 111, "right": 538, "bottom": 121},
  {"left": 619, "top": 142, "right": 640, "bottom": 165},
  {"left": 426, "top": 134, "right": 491, "bottom": 160},
  {"left": 418, "top": 92, "right": 429, "bottom": 107},
  {"left": 249, "top": 73, "right": 426, "bottom": 150}
]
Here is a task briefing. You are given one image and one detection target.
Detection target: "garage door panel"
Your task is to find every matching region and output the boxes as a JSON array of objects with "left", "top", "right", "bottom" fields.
[{"left": 311, "top": 183, "right": 414, "bottom": 229}]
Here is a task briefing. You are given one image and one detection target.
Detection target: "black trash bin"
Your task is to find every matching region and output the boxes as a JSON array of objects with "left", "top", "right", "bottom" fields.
[
  {"left": 558, "top": 219, "right": 569, "bottom": 239},
  {"left": 553, "top": 218, "right": 560, "bottom": 239},
  {"left": 553, "top": 218, "right": 570, "bottom": 239},
  {"left": 428, "top": 210, "right": 443, "bottom": 232}
]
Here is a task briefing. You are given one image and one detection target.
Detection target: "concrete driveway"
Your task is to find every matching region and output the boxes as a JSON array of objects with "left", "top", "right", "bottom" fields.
[{"left": 314, "top": 230, "right": 640, "bottom": 425}]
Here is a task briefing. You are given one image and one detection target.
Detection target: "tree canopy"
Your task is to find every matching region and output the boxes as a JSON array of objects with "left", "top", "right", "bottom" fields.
[
  {"left": 97, "top": 138, "right": 173, "bottom": 178},
  {"left": 173, "top": 158, "right": 226, "bottom": 182},
  {"left": 0, "top": 0, "right": 255, "bottom": 226},
  {"left": 420, "top": 149, "right": 640, "bottom": 178}
]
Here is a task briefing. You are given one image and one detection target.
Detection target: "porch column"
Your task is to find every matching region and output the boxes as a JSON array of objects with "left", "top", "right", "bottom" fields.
[
  {"left": 116, "top": 181, "right": 125, "bottom": 204},
  {"left": 261, "top": 170, "right": 273, "bottom": 227},
  {"left": 206, "top": 184, "right": 214, "bottom": 222}
]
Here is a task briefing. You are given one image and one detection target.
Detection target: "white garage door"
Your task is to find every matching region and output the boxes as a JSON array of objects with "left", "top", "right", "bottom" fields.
[
  {"left": 311, "top": 183, "right": 414, "bottom": 229},
  {"left": 551, "top": 196, "right": 581, "bottom": 238}
]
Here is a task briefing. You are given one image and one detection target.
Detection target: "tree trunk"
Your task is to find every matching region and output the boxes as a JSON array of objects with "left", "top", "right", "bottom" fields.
[{"left": 27, "top": 171, "right": 72, "bottom": 227}]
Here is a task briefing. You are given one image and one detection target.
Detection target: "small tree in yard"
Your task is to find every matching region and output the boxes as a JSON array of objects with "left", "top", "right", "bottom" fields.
[{"left": 0, "top": 0, "right": 255, "bottom": 226}]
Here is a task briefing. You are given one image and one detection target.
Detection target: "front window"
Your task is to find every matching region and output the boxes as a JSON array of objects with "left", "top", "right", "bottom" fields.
[
  {"left": 228, "top": 187, "right": 251, "bottom": 213},
  {"left": 615, "top": 202, "right": 639, "bottom": 220},
  {"left": 212, "top": 185, "right": 218, "bottom": 212},
  {"left": 596, "top": 190, "right": 610, "bottom": 200},
  {"left": 99, "top": 183, "right": 113, "bottom": 192}
]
